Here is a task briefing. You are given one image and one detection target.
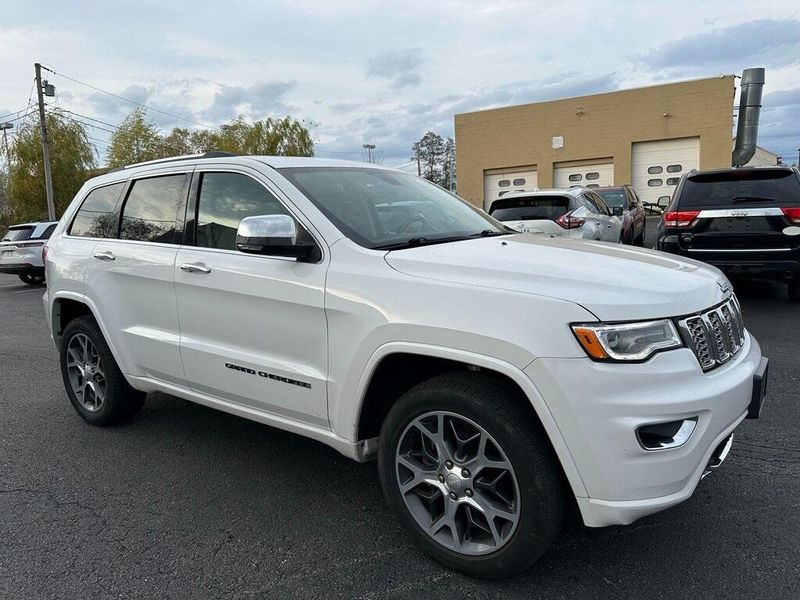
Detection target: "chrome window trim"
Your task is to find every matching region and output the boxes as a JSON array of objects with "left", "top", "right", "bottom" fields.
[{"left": 696, "top": 208, "right": 784, "bottom": 218}]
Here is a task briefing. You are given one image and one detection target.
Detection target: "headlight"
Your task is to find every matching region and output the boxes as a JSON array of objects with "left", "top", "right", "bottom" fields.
[{"left": 571, "top": 319, "right": 683, "bottom": 362}]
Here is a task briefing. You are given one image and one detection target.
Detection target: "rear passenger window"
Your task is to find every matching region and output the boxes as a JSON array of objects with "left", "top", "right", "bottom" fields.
[
  {"left": 120, "top": 175, "right": 187, "bottom": 244},
  {"left": 195, "top": 172, "right": 290, "bottom": 251},
  {"left": 70, "top": 183, "right": 125, "bottom": 238}
]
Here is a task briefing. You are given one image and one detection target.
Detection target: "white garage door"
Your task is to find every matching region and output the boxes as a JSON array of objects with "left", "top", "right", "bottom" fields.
[
  {"left": 632, "top": 137, "right": 700, "bottom": 209},
  {"left": 554, "top": 162, "right": 614, "bottom": 189},
  {"left": 484, "top": 170, "right": 538, "bottom": 209}
]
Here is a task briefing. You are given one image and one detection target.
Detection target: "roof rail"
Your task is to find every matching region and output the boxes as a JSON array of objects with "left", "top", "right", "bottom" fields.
[{"left": 109, "top": 151, "right": 236, "bottom": 172}]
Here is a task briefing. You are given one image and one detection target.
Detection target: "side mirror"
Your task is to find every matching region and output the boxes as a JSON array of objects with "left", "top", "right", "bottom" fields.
[
  {"left": 611, "top": 206, "right": 624, "bottom": 217},
  {"left": 236, "top": 214, "right": 318, "bottom": 261}
]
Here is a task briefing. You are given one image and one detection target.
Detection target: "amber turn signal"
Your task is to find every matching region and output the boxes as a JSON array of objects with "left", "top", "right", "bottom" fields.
[{"left": 572, "top": 327, "right": 609, "bottom": 359}]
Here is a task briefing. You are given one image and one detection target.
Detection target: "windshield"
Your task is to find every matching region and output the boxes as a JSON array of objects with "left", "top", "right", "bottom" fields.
[
  {"left": 1, "top": 226, "right": 35, "bottom": 242},
  {"left": 595, "top": 190, "right": 626, "bottom": 208},
  {"left": 489, "top": 195, "right": 569, "bottom": 221},
  {"left": 278, "top": 167, "right": 506, "bottom": 249},
  {"left": 680, "top": 170, "right": 800, "bottom": 208}
]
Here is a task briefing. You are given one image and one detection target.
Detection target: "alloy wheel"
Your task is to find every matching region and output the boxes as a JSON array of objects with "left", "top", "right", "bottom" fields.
[
  {"left": 395, "top": 411, "right": 521, "bottom": 555},
  {"left": 65, "top": 333, "right": 106, "bottom": 412}
]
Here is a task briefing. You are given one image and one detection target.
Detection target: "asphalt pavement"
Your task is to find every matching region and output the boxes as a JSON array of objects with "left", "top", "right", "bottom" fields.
[{"left": 1, "top": 238, "right": 798, "bottom": 598}]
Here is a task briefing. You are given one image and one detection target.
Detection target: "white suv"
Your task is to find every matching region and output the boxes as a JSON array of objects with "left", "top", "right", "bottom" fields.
[{"left": 43, "top": 154, "right": 768, "bottom": 578}]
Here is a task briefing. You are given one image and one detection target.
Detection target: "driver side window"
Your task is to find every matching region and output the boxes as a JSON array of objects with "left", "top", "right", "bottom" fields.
[{"left": 195, "top": 172, "right": 291, "bottom": 251}]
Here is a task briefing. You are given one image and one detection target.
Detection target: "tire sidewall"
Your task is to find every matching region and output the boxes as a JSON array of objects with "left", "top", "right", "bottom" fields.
[{"left": 378, "top": 377, "right": 562, "bottom": 578}]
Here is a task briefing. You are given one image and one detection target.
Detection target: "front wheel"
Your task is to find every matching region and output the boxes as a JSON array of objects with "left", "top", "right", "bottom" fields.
[{"left": 378, "top": 372, "right": 564, "bottom": 579}]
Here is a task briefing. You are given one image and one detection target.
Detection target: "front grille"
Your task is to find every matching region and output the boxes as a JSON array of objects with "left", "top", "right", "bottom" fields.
[{"left": 677, "top": 296, "right": 745, "bottom": 371}]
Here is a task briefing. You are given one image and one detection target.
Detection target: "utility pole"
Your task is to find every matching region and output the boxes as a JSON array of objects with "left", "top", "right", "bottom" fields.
[{"left": 35, "top": 63, "right": 56, "bottom": 220}]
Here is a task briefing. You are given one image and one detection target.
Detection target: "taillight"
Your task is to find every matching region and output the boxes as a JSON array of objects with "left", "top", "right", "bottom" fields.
[
  {"left": 663, "top": 210, "right": 700, "bottom": 228},
  {"left": 781, "top": 207, "right": 800, "bottom": 225},
  {"left": 555, "top": 210, "right": 586, "bottom": 229},
  {"left": 42, "top": 245, "right": 49, "bottom": 263}
]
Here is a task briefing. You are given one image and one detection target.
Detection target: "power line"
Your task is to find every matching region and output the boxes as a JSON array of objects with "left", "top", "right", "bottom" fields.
[
  {"left": 40, "top": 64, "right": 209, "bottom": 128},
  {"left": 53, "top": 110, "right": 117, "bottom": 135},
  {"left": 55, "top": 109, "right": 120, "bottom": 130}
]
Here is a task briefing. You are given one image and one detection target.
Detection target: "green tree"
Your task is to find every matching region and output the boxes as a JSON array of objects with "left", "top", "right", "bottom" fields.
[
  {"left": 412, "top": 131, "right": 455, "bottom": 189},
  {"left": 107, "top": 108, "right": 164, "bottom": 167},
  {"left": 8, "top": 114, "right": 96, "bottom": 221},
  {"left": 192, "top": 116, "right": 314, "bottom": 156}
]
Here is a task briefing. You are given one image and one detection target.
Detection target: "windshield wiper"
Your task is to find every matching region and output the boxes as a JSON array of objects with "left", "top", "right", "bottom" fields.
[
  {"left": 731, "top": 196, "right": 775, "bottom": 203},
  {"left": 374, "top": 230, "right": 509, "bottom": 251}
]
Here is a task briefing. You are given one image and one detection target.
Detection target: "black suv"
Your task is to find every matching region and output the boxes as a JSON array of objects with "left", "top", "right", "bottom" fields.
[{"left": 656, "top": 166, "right": 800, "bottom": 301}]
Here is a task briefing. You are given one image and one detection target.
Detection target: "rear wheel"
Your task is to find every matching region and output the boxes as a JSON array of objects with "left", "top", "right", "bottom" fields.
[
  {"left": 378, "top": 372, "right": 563, "bottom": 579},
  {"left": 19, "top": 273, "right": 45, "bottom": 285},
  {"left": 59, "top": 316, "right": 145, "bottom": 425},
  {"left": 789, "top": 280, "right": 800, "bottom": 303}
]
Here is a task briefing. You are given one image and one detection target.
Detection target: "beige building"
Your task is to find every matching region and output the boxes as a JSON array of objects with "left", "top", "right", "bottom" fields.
[{"left": 455, "top": 75, "right": 742, "bottom": 210}]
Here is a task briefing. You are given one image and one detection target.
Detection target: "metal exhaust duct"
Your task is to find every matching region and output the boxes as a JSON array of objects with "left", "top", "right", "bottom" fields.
[{"left": 732, "top": 67, "right": 765, "bottom": 167}]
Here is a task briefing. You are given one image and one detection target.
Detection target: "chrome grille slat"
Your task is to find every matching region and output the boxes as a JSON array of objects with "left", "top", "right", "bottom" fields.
[{"left": 677, "top": 296, "right": 745, "bottom": 371}]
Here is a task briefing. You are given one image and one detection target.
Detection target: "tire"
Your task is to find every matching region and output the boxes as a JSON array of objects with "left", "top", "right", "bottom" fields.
[
  {"left": 377, "top": 372, "right": 563, "bottom": 579},
  {"left": 19, "top": 273, "right": 45, "bottom": 285},
  {"left": 59, "top": 316, "right": 145, "bottom": 425},
  {"left": 789, "top": 280, "right": 800, "bottom": 303}
]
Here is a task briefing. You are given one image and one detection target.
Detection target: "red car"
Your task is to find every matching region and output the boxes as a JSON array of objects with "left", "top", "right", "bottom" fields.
[{"left": 595, "top": 185, "right": 647, "bottom": 246}]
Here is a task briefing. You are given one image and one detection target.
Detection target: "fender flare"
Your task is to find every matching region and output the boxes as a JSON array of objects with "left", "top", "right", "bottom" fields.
[{"left": 349, "top": 341, "right": 588, "bottom": 498}]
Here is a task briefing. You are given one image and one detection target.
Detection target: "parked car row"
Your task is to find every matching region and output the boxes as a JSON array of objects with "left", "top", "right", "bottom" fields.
[
  {"left": 487, "top": 184, "right": 646, "bottom": 246},
  {"left": 39, "top": 153, "right": 767, "bottom": 579}
]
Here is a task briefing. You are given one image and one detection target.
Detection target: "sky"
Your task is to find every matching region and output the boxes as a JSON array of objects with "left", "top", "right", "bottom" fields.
[{"left": 0, "top": 0, "right": 798, "bottom": 171}]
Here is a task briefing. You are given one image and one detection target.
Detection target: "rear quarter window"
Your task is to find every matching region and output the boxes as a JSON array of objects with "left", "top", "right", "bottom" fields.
[
  {"left": 678, "top": 170, "right": 800, "bottom": 208},
  {"left": 489, "top": 196, "right": 569, "bottom": 221},
  {"left": 70, "top": 182, "right": 126, "bottom": 238}
]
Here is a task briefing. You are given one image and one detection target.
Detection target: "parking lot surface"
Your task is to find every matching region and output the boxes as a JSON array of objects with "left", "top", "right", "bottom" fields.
[{"left": 1, "top": 257, "right": 798, "bottom": 598}]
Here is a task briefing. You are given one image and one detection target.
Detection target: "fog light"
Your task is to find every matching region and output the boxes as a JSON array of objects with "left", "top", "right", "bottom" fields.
[{"left": 636, "top": 417, "right": 698, "bottom": 451}]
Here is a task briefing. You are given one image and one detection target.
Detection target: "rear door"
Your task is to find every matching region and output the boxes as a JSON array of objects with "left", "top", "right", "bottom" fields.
[
  {"left": 488, "top": 195, "right": 570, "bottom": 236},
  {"left": 84, "top": 169, "right": 190, "bottom": 386},
  {"left": 674, "top": 169, "right": 800, "bottom": 258}
]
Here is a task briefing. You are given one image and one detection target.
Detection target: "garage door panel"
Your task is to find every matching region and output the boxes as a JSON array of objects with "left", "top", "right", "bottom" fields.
[
  {"left": 632, "top": 138, "right": 699, "bottom": 208},
  {"left": 484, "top": 171, "right": 538, "bottom": 209},
  {"left": 554, "top": 162, "right": 614, "bottom": 189}
]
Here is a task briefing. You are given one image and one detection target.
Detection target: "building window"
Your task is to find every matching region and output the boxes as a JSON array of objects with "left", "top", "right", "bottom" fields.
[
  {"left": 498, "top": 191, "right": 509, "bottom": 197},
  {"left": 666, "top": 164, "right": 682, "bottom": 173},
  {"left": 585, "top": 172, "right": 600, "bottom": 181},
  {"left": 666, "top": 177, "right": 679, "bottom": 186},
  {"left": 586, "top": 183, "right": 599, "bottom": 188},
  {"left": 512, "top": 178, "right": 526, "bottom": 186},
  {"left": 647, "top": 166, "right": 663, "bottom": 174},
  {"left": 647, "top": 179, "right": 663, "bottom": 187},
  {"left": 568, "top": 173, "right": 582, "bottom": 182},
  {"left": 498, "top": 179, "right": 510, "bottom": 187}
]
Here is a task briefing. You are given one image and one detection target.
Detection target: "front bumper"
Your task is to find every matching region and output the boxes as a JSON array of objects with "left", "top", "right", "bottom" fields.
[{"left": 526, "top": 332, "right": 763, "bottom": 527}]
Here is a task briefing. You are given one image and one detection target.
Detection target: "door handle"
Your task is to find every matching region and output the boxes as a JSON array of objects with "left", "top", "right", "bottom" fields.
[
  {"left": 93, "top": 250, "right": 116, "bottom": 261},
  {"left": 180, "top": 262, "right": 211, "bottom": 274}
]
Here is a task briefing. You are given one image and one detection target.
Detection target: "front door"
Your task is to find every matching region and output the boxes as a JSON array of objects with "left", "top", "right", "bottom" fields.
[{"left": 174, "top": 167, "right": 329, "bottom": 427}]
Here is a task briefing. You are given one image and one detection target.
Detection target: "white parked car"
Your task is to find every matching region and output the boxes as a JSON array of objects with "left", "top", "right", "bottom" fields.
[
  {"left": 43, "top": 154, "right": 768, "bottom": 579},
  {"left": 1, "top": 221, "right": 58, "bottom": 284},
  {"left": 488, "top": 188, "right": 623, "bottom": 242}
]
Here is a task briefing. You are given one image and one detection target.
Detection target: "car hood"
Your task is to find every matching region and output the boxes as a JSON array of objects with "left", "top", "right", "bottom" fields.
[{"left": 384, "top": 234, "right": 729, "bottom": 321}]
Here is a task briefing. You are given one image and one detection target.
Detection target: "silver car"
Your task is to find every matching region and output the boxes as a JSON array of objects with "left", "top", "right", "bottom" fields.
[{"left": 488, "top": 188, "right": 622, "bottom": 242}]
